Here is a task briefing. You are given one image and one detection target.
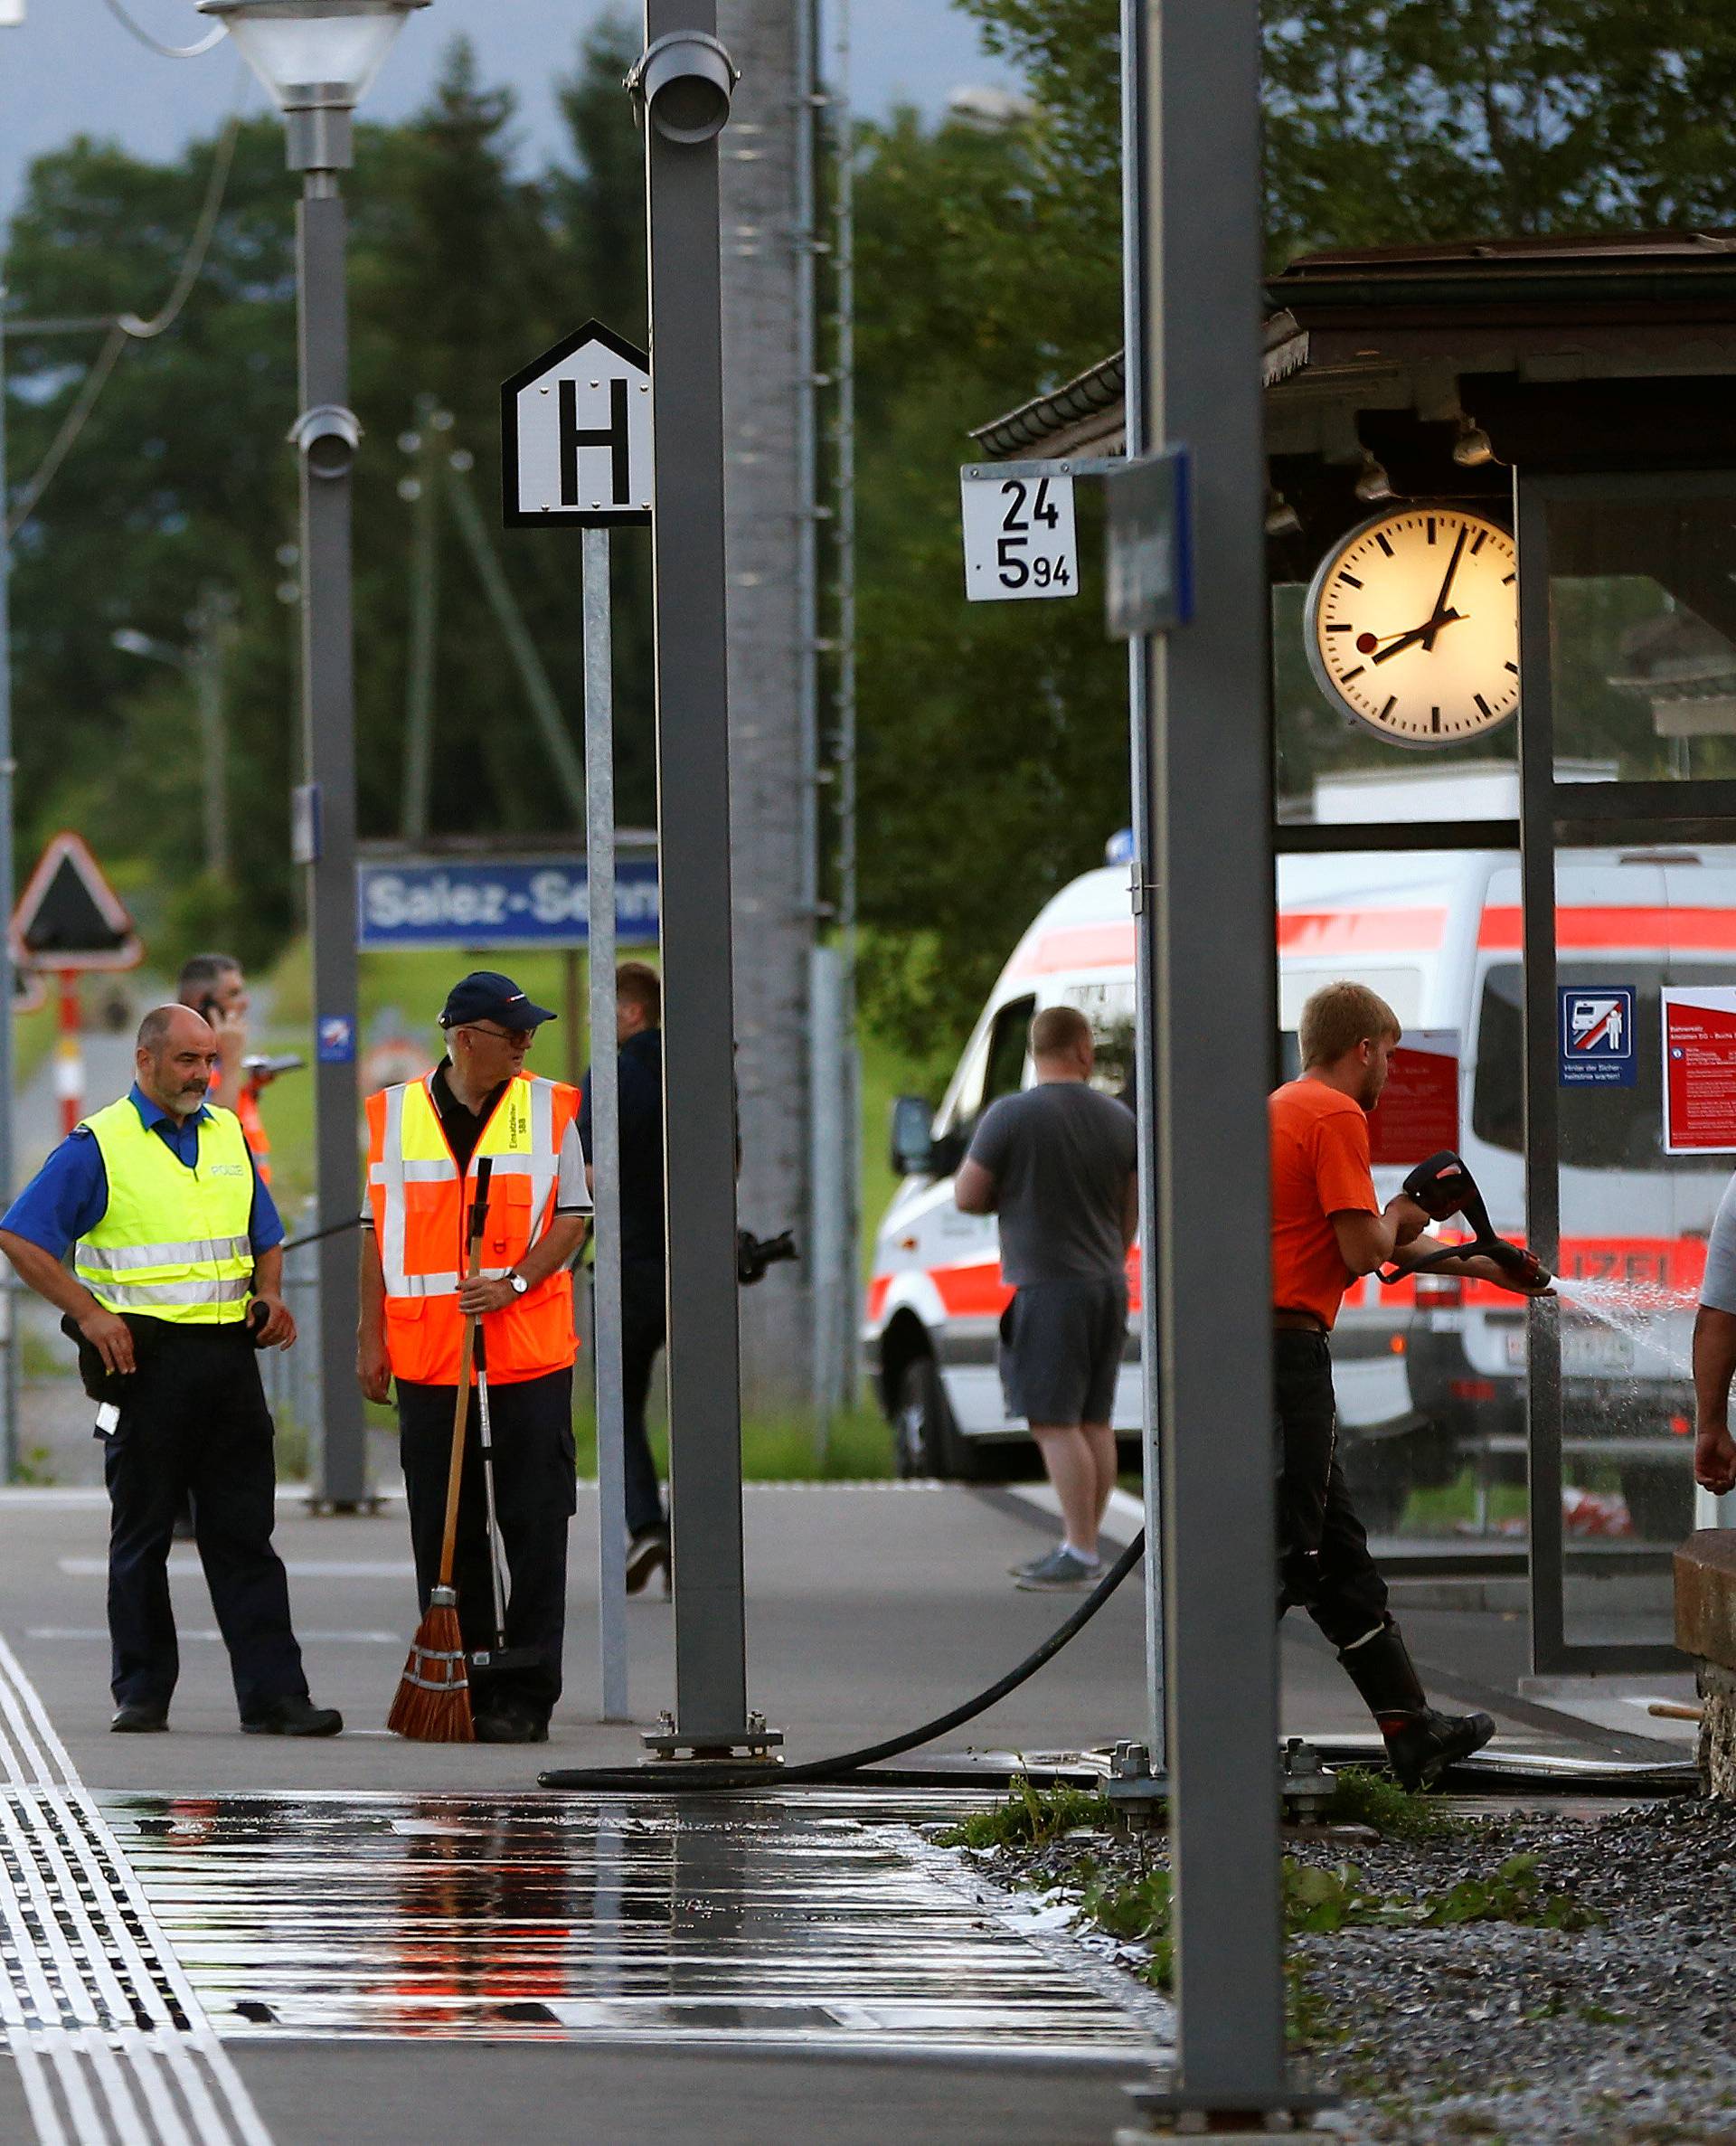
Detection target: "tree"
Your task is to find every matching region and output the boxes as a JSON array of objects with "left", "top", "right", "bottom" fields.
[
  {"left": 848, "top": 0, "right": 1736, "bottom": 1062},
  {"left": 1, "top": 25, "right": 656, "bottom": 975}
]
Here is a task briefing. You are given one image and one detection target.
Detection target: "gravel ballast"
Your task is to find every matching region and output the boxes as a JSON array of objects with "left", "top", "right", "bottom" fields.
[{"left": 942, "top": 1792, "right": 1736, "bottom": 2143}]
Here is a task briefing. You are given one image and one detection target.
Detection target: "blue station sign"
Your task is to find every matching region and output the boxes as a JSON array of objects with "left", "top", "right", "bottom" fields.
[{"left": 357, "top": 857, "right": 658, "bottom": 951}]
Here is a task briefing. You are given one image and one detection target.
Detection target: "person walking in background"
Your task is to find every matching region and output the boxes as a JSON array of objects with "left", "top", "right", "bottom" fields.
[
  {"left": 954, "top": 1005, "right": 1137, "bottom": 1592},
  {"left": 1691, "top": 1168, "right": 1736, "bottom": 1497},
  {"left": 0, "top": 1006, "right": 340, "bottom": 1736},
  {"left": 579, "top": 961, "right": 670, "bottom": 1593},
  {"left": 358, "top": 972, "right": 590, "bottom": 1744},
  {"left": 1272, "top": 981, "right": 1549, "bottom": 1787}
]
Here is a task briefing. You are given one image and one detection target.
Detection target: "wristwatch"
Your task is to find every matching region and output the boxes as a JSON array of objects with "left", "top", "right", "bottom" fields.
[{"left": 506, "top": 1271, "right": 529, "bottom": 1298}]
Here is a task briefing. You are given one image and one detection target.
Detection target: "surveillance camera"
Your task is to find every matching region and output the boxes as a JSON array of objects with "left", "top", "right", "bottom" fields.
[
  {"left": 288, "top": 403, "right": 362, "bottom": 479},
  {"left": 627, "top": 32, "right": 740, "bottom": 145}
]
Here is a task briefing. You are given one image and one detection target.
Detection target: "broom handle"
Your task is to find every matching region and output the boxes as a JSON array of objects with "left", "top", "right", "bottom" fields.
[{"left": 436, "top": 1157, "right": 493, "bottom": 1592}]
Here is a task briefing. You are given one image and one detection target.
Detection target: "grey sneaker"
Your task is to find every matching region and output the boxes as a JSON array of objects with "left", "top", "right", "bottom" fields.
[
  {"left": 1007, "top": 1546, "right": 1059, "bottom": 1577},
  {"left": 1014, "top": 1546, "right": 1101, "bottom": 1593}
]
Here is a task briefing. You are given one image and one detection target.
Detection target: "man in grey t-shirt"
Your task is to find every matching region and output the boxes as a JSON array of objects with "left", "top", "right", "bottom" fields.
[
  {"left": 1694, "top": 1173, "right": 1736, "bottom": 1496},
  {"left": 956, "top": 1004, "right": 1138, "bottom": 1591}
]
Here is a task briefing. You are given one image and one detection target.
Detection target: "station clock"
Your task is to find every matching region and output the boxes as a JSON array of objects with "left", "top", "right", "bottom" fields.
[{"left": 1305, "top": 506, "right": 1519, "bottom": 748}]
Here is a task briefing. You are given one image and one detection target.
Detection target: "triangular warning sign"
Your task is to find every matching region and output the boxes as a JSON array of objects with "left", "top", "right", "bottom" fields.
[{"left": 11, "top": 832, "right": 142, "bottom": 972}]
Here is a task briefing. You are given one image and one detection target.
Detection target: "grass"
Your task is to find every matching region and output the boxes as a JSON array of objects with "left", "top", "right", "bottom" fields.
[
  {"left": 938, "top": 1777, "right": 1113, "bottom": 1850},
  {"left": 1324, "top": 1766, "right": 1465, "bottom": 1842},
  {"left": 1403, "top": 1470, "right": 1530, "bottom": 1535}
]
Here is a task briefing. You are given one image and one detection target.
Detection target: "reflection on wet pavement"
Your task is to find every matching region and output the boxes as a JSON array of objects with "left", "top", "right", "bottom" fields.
[{"left": 104, "top": 1791, "right": 1157, "bottom": 2054}]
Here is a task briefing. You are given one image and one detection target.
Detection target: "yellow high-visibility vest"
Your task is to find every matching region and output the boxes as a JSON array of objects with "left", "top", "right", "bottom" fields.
[{"left": 74, "top": 1098, "right": 255, "bottom": 1325}]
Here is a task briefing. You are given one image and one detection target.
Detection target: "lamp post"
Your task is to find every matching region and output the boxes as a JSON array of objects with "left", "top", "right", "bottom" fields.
[
  {"left": 113, "top": 588, "right": 238, "bottom": 884},
  {"left": 198, "top": 0, "right": 429, "bottom": 1509}
]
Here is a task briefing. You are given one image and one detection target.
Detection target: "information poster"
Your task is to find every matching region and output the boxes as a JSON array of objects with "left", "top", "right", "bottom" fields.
[
  {"left": 1368, "top": 1030, "right": 1459, "bottom": 1168},
  {"left": 1663, "top": 988, "right": 1736, "bottom": 1154}
]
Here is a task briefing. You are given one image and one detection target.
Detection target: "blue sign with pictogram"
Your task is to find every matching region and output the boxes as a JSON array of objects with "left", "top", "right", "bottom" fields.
[
  {"left": 1559, "top": 986, "right": 1636, "bottom": 1087},
  {"left": 317, "top": 1016, "right": 355, "bottom": 1065}
]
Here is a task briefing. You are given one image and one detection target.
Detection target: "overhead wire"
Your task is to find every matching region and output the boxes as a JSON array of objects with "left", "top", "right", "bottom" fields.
[
  {"left": 5, "top": 79, "right": 246, "bottom": 540},
  {"left": 95, "top": 0, "right": 224, "bottom": 60}
]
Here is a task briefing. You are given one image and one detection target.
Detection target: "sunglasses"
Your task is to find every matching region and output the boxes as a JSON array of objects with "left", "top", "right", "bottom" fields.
[{"left": 458, "top": 1023, "right": 535, "bottom": 1047}]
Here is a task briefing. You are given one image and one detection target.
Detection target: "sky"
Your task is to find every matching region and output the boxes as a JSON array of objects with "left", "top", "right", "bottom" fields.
[{"left": 0, "top": 0, "right": 1014, "bottom": 221}]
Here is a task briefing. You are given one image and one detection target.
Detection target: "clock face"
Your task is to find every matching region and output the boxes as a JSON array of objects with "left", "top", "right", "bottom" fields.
[{"left": 1305, "top": 507, "right": 1519, "bottom": 748}]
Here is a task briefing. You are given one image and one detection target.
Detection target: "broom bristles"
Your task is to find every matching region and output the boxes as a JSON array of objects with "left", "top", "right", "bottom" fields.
[{"left": 387, "top": 1599, "right": 475, "bottom": 1742}]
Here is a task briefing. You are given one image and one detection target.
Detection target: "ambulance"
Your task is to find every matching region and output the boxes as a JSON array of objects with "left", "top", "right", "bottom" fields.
[{"left": 865, "top": 777, "right": 1736, "bottom": 1534}]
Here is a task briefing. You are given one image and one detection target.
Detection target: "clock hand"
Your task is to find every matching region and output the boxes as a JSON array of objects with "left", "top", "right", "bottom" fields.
[
  {"left": 1369, "top": 606, "right": 1464, "bottom": 666},
  {"left": 1422, "top": 525, "right": 1468, "bottom": 651}
]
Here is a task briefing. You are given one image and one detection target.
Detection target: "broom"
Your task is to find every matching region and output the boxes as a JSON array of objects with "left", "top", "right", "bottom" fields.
[{"left": 388, "top": 1157, "right": 493, "bottom": 1741}]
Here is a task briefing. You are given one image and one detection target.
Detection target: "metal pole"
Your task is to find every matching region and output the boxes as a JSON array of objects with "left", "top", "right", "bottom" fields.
[
  {"left": 1142, "top": 0, "right": 1285, "bottom": 2103},
  {"left": 831, "top": 0, "right": 861, "bottom": 1409},
  {"left": 0, "top": 284, "right": 17, "bottom": 1480},
  {"left": 1120, "top": 0, "right": 1165, "bottom": 1778},
  {"left": 640, "top": 0, "right": 757, "bottom": 1753},
  {"left": 297, "top": 173, "right": 367, "bottom": 1508},
  {"left": 584, "top": 526, "right": 629, "bottom": 1722}
]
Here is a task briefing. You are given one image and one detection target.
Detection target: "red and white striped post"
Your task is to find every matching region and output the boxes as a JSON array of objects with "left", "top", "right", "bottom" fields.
[{"left": 54, "top": 970, "right": 81, "bottom": 1136}]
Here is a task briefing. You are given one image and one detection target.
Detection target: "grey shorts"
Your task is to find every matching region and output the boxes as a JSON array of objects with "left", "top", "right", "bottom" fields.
[{"left": 998, "top": 1277, "right": 1129, "bottom": 1428}]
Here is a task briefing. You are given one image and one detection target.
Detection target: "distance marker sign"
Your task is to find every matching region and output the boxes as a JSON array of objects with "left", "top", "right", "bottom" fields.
[
  {"left": 960, "top": 464, "right": 1077, "bottom": 601},
  {"left": 502, "top": 321, "right": 653, "bottom": 529}
]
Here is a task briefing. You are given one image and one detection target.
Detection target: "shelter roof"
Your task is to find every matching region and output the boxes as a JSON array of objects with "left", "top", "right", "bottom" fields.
[{"left": 970, "top": 231, "right": 1736, "bottom": 465}]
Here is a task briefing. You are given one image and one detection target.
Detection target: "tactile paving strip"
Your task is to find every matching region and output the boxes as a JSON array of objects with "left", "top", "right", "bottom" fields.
[{"left": 106, "top": 1791, "right": 1160, "bottom": 2056}]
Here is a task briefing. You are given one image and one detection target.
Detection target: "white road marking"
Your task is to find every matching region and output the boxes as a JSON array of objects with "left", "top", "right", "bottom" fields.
[{"left": 0, "top": 1631, "right": 277, "bottom": 2146}]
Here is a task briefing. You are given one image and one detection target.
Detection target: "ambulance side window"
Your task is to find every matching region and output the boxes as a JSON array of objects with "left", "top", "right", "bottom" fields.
[{"left": 979, "top": 996, "right": 1035, "bottom": 1123}]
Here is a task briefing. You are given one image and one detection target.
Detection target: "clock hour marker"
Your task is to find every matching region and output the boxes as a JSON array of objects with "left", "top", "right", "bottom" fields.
[
  {"left": 1341, "top": 666, "right": 1365, "bottom": 683},
  {"left": 1326, "top": 621, "right": 1353, "bottom": 632},
  {"left": 1427, "top": 516, "right": 1437, "bottom": 544},
  {"left": 1375, "top": 533, "right": 1393, "bottom": 558},
  {"left": 1475, "top": 692, "right": 1491, "bottom": 717},
  {"left": 1505, "top": 660, "right": 1518, "bottom": 674},
  {"left": 1380, "top": 696, "right": 1395, "bottom": 721},
  {"left": 1340, "top": 572, "right": 1363, "bottom": 590},
  {"left": 1470, "top": 529, "right": 1487, "bottom": 555},
  {"left": 1430, "top": 706, "right": 1440, "bottom": 731},
  {"left": 1503, "top": 572, "right": 1515, "bottom": 584}
]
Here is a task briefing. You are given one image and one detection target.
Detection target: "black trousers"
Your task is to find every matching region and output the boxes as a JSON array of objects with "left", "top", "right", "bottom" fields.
[
  {"left": 102, "top": 1321, "right": 307, "bottom": 1718},
  {"left": 1274, "top": 1330, "right": 1390, "bottom": 1651},
  {"left": 398, "top": 1367, "right": 576, "bottom": 1721},
  {"left": 621, "top": 1260, "right": 667, "bottom": 1539}
]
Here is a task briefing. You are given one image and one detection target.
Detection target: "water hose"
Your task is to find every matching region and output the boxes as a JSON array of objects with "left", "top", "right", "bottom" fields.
[{"left": 540, "top": 1527, "right": 1146, "bottom": 1791}]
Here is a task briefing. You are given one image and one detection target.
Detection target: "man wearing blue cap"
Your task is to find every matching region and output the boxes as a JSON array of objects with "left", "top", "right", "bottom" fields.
[{"left": 360, "top": 972, "right": 590, "bottom": 1743}]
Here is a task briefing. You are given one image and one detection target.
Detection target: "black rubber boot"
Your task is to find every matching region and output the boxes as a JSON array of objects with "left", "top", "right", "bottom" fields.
[{"left": 1336, "top": 1621, "right": 1495, "bottom": 1791}]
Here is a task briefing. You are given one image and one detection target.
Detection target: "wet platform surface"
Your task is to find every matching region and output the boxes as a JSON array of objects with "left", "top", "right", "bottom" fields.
[{"left": 104, "top": 1791, "right": 1163, "bottom": 2058}]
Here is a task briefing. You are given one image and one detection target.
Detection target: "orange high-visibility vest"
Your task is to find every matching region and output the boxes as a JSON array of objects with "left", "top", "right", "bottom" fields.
[
  {"left": 238, "top": 1087, "right": 272, "bottom": 1186},
  {"left": 364, "top": 1072, "right": 582, "bottom": 1387}
]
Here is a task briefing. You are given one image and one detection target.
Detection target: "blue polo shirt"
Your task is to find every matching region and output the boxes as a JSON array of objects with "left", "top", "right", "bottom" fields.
[{"left": 0, "top": 1085, "right": 284, "bottom": 1261}]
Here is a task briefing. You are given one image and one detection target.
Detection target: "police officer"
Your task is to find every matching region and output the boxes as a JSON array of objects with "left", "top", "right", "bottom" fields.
[
  {"left": 358, "top": 972, "right": 590, "bottom": 1744},
  {"left": 0, "top": 1005, "right": 341, "bottom": 1736}
]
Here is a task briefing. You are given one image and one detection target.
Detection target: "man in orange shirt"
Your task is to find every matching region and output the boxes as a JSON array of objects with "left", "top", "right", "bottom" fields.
[{"left": 1273, "top": 981, "right": 1550, "bottom": 1789}]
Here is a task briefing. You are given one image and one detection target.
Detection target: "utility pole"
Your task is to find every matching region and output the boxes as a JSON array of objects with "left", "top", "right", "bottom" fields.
[
  {"left": 399, "top": 399, "right": 441, "bottom": 845},
  {"left": 189, "top": 585, "right": 237, "bottom": 884},
  {"left": 719, "top": 0, "right": 816, "bottom": 1413}
]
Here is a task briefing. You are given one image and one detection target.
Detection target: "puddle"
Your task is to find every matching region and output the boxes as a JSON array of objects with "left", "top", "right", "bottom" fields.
[{"left": 101, "top": 1791, "right": 1160, "bottom": 2056}]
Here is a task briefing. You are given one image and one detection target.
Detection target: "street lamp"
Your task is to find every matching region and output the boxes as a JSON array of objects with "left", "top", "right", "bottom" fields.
[{"left": 198, "top": 0, "right": 430, "bottom": 1511}]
